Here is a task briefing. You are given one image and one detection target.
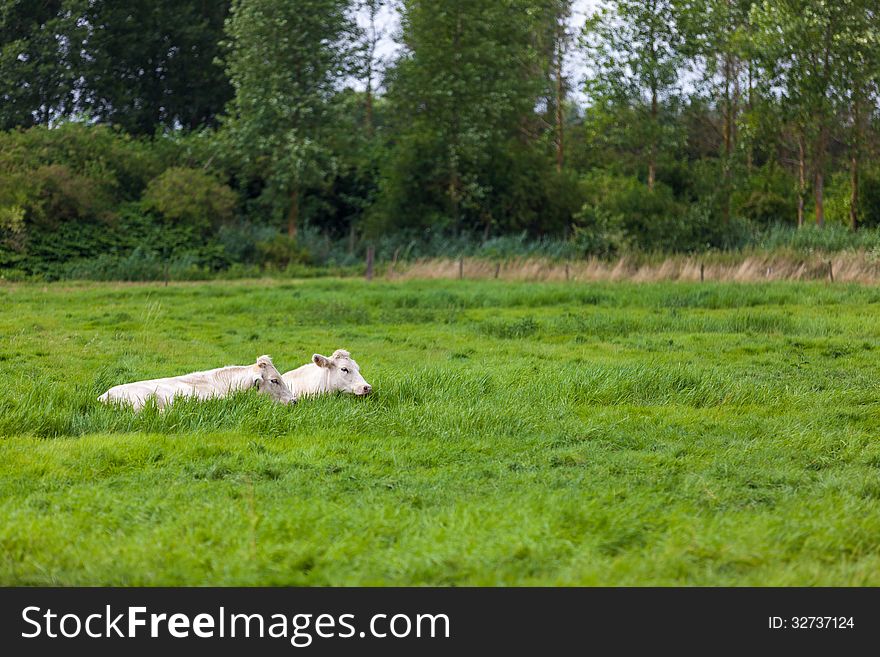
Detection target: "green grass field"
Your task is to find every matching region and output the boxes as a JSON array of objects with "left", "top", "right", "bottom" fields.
[{"left": 2, "top": 278, "right": 880, "bottom": 585}]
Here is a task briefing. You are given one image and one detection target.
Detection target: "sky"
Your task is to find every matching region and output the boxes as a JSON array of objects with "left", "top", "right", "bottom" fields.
[{"left": 353, "top": 0, "right": 600, "bottom": 103}]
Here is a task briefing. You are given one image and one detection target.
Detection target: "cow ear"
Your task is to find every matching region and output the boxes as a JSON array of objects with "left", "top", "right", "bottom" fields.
[
  {"left": 332, "top": 349, "right": 351, "bottom": 360},
  {"left": 253, "top": 375, "right": 263, "bottom": 389},
  {"left": 256, "top": 355, "right": 273, "bottom": 369},
  {"left": 313, "top": 353, "right": 331, "bottom": 368}
]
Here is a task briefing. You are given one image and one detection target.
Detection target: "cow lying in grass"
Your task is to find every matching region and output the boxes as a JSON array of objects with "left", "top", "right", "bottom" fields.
[
  {"left": 282, "top": 349, "right": 372, "bottom": 397},
  {"left": 98, "top": 355, "right": 296, "bottom": 411}
]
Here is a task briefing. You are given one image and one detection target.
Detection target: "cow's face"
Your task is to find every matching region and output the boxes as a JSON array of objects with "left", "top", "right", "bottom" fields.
[
  {"left": 312, "top": 349, "right": 372, "bottom": 396},
  {"left": 253, "top": 355, "right": 297, "bottom": 404}
]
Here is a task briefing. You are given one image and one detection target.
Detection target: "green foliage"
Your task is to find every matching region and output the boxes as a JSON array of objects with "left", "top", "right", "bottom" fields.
[
  {"left": 1, "top": 0, "right": 880, "bottom": 272},
  {"left": 255, "top": 235, "right": 313, "bottom": 269},
  {"left": 0, "top": 1, "right": 232, "bottom": 133},
  {"left": 570, "top": 207, "right": 629, "bottom": 258},
  {"left": 0, "top": 0, "right": 79, "bottom": 129},
  {"left": 142, "top": 167, "right": 237, "bottom": 234},
  {"left": 3, "top": 204, "right": 230, "bottom": 279},
  {"left": 732, "top": 163, "right": 799, "bottom": 227},
  {"left": 859, "top": 167, "right": 880, "bottom": 228},
  {"left": 0, "top": 124, "right": 167, "bottom": 273},
  {"left": 0, "top": 204, "right": 26, "bottom": 253},
  {"left": 220, "top": 0, "right": 355, "bottom": 234},
  {"left": 737, "top": 191, "right": 792, "bottom": 227},
  {"left": 581, "top": 0, "right": 684, "bottom": 186},
  {"left": 820, "top": 168, "right": 880, "bottom": 230},
  {"left": 823, "top": 173, "right": 855, "bottom": 227},
  {"left": 578, "top": 172, "right": 684, "bottom": 250},
  {"left": 76, "top": 1, "right": 233, "bottom": 133},
  {"left": 582, "top": 0, "right": 682, "bottom": 106},
  {"left": 379, "top": 0, "right": 551, "bottom": 235},
  {"left": 0, "top": 122, "right": 166, "bottom": 203}
]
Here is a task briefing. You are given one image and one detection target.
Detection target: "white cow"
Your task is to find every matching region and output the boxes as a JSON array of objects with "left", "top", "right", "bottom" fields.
[
  {"left": 98, "top": 355, "right": 296, "bottom": 411},
  {"left": 282, "top": 349, "right": 372, "bottom": 397}
]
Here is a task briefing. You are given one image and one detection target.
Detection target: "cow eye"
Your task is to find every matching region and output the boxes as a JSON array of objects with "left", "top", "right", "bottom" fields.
[
  {"left": 271, "top": 378, "right": 280, "bottom": 385},
  {"left": 341, "top": 367, "right": 349, "bottom": 374}
]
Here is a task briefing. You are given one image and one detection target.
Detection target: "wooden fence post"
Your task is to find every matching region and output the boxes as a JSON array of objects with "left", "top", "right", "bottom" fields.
[
  {"left": 565, "top": 263, "right": 570, "bottom": 281},
  {"left": 365, "top": 246, "right": 374, "bottom": 281},
  {"left": 494, "top": 262, "right": 501, "bottom": 279},
  {"left": 459, "top": 257, "right": 464, "bottom": 280},
  {"left": 700, "top": 263, "right": 705, "bottom": 282},
  {"left": 828, "top": 260, "right": 834, "bottom": 282}
]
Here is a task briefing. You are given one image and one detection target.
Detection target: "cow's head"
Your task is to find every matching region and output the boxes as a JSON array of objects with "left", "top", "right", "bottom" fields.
[
  {"left": 253, "top": 355, "right": 297, "bottom": 404},
  {"left": 312, "top": 349, "right": 372, "bottom": 396}
]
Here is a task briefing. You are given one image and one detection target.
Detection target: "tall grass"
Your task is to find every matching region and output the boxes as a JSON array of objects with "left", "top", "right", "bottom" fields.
[{"left": 1, "top": 279, "right": 880, "bottom": 584}]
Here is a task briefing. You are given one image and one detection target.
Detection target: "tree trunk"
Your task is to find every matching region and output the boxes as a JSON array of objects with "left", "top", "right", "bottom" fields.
[
  {"left": 287, "top": 186, "right": 299, "bottom": 240},
  {"left": 850, "top": 154, "right": 859, "bottom": 231},
  {"left": 449, "top": 163, "right": 461, "bottom": 230},
  {"left": 554, "top": 18, "right": 565, "bottom": 173},
  {"left": 746, "top": 60, "right": 754, "bottom": 172},
  {"left": 365, "top": 75, "right": 374, "bottom": 137},
  {"left": 732, "top": 57, "right": 740, "bottom": 150},
  {"left": 646, "top": 9, "right": 658, "bottom": 192},
  {"left": 797, "top": 133, "right": 805, "bottom": 228},
  {"left": 722, "top": 56, "right": 732, "bottom": 224},
  {"left": 648, "top": 86, "right": 657, "bottom": 192},
  {"left": 364, "top": 1, "right": 378, "bottom": 137},
  {"left": 449, "top": 11, "right": 463, "bottom": 232},
  {"left": 814, "top": 125, "right": 827, "bottom": 228},
  {"left": 814, "top": 18, "right": 832, "bottom": 229},
  {"left": 723, "top": 55, "right": 732, "bottom": 157},
  {"left": 850, "top": 98, "right": 861, "bottom": 231}
]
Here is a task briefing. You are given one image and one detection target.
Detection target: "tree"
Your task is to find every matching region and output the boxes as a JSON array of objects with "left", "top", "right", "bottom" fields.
[
  {"left": 751, "top": 0, "right": 850, "bottom": 227},
  {"left": 835, "top": 0, "right": 880, "bottom": 230},
  {"left": 679, "top": 0, "right": 755, "bottom": 221},
  {"left": 537, "top": 0, "right": 573, "bottom": 173},
  {"left": 220, "top": 0, "right": 355, "bottom": 239},
  {"left": 75, "top": 1, "right": 233, "bottom": 134},
  {"left": 0, "top": 1, "right": 232, "bottom": 134},
  {"left": 581, "top": 0, "right": 684, "bottom": 191},
  {"left": 358, "top": 0, "right": 386, "bottom": 138},
  {"left": 0, "top": 1, "right": 80, "bottom": 129},
  {"left": 380, "top": 0, "right": 547, "bottom": 236}
]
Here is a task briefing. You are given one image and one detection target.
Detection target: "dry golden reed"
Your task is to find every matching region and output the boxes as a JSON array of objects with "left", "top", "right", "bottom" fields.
[{"left": 393, "top": 252, "right": 880, "bottom": 284}]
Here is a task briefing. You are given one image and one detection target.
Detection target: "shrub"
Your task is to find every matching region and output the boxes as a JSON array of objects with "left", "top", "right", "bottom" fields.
[
  {"left": 142, "top": 167, "right": 237, "bottom": 234},
  {"left": 577, "top": 171, "right": 687, "bottom": 251},
  {"left": 857, "top": 167, "right": 880, "bottom": 229},
  {"left": 730, "top": 162, "right": 797, "bottom": 227},
  {"left": 812, "top": 168, "right": 880, "bottom": 230},
  {"left": 0, "top": 205, "right": 26, "bottom": 252},
  {"left": 738, "top": 191, "right": 792, "bottom": 226},
  {"left": 217, "top": 222, "right": 279, "bottom": 264},
  {"left": 570, "top": 206, "right": 628, "bottom": 258},
  {"left": 255, "top": 235, "right": 313, "bottom": 268},
  {"left": 0, "top": 123, "right": 165, "bottom": 201},
  {"left": 30, "top": 163, "right": 118, "bottom": 226}
]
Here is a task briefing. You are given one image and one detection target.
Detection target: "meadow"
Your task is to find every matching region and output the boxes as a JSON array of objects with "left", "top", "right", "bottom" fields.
[{"left": 1, "top": 278, "right": 880, "bottom": 586}]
